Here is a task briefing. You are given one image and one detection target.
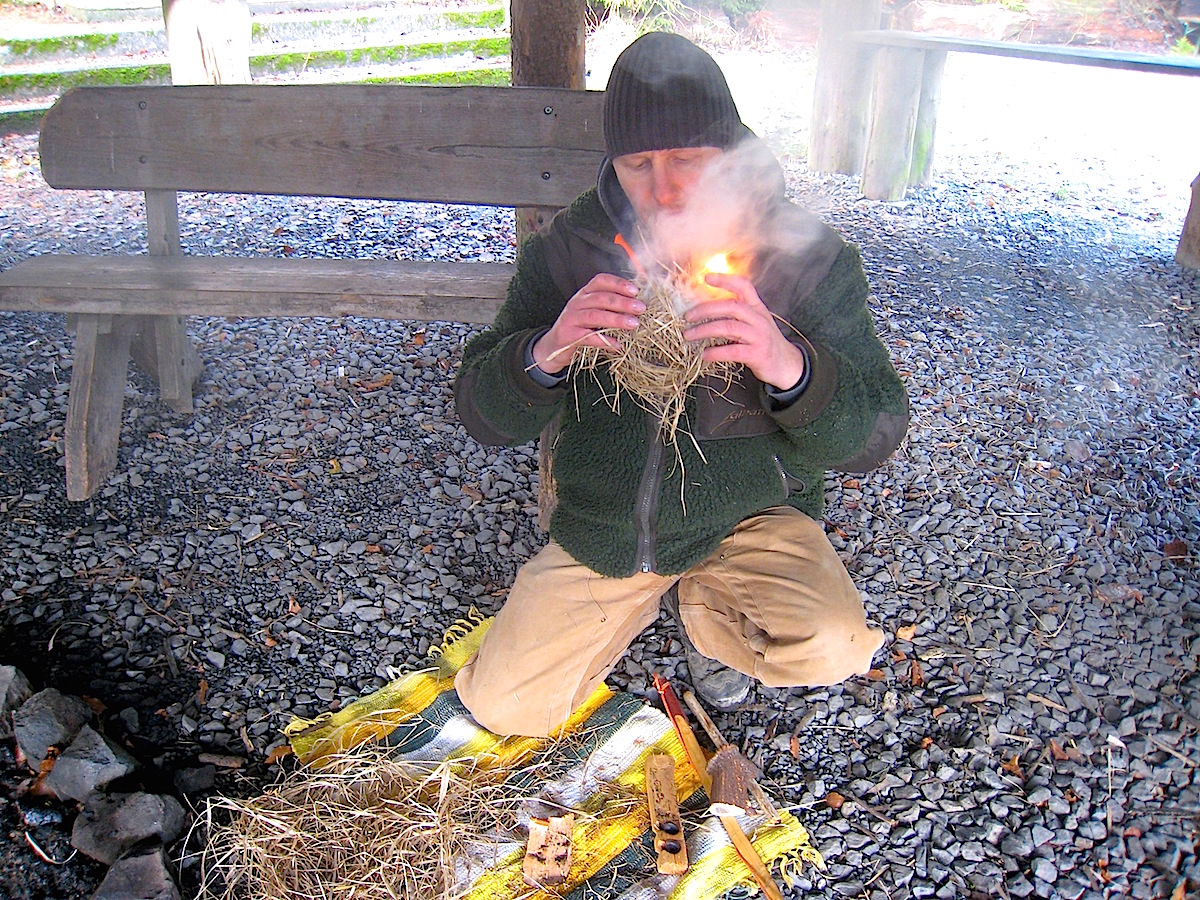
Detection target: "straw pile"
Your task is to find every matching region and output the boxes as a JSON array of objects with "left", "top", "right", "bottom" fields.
[
  {"left": 197, "top": 750, "right": 524, "bottom": 900},
  {"left": 576, "top": 270, "right": 733, "bottom": 444}
]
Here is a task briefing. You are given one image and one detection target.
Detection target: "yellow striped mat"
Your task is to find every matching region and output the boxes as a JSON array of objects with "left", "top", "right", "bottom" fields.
[{"left": 284, "top": 610, "right": 824, "bottom": 899}]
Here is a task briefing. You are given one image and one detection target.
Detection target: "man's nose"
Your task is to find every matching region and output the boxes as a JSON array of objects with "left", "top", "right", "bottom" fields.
[{"left": 650, "top": 163, "right": 681, "bottom": 209}]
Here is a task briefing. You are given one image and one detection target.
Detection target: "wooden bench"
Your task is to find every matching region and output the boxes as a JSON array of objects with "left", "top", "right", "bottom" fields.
[
  {"left": 841, "top": 31, "right": 1200, "bottom": 201},
  {"left": 0, "top": 84, "right": 606, "bottom": 501}
]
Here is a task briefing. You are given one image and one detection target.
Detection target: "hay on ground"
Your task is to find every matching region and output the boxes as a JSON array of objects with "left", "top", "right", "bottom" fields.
[{"left": 196, "top": 750, "right": 526, "bottom": 900}]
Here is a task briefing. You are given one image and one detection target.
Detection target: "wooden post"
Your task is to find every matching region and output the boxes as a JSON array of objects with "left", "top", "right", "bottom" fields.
[
  {"left": 133, "top": 0, "right": 249, "bottom": 413},
  {"left": 161, "top": 0, "right": 251, "bottom": 85},
  {"left": 908, "top": 50, "right": 947, "bottom": 188},
  {"left": 511, "top": 0, "right": 587, "bottom": 240},
  {"left": 808, "top": 0, "right": 883, "bottom": 175},
  {"left": 861, "top": 46, "right": 926, "bottom": 201},
  {"left": 511, "top": 0, "right": 586, "bottom": 530},
  {"left": 1177, "top": 171, "right": 1200, "bottom": 269},
  {"left": 131, "top": 190, "right": 203, "bottom": 413}
]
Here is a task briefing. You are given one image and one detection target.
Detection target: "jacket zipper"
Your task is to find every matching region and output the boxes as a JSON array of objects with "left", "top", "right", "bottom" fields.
[{"left": 634, "top": 415, "right": 666, "bottom": 573}]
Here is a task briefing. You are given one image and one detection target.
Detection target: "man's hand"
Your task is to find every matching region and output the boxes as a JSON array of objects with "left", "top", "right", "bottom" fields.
[
  {"left": 683, "top": 273, "right": 806, "bottom": 391},
  {"left": 532, "top": 274, "right": 644, "bottom": 374}
]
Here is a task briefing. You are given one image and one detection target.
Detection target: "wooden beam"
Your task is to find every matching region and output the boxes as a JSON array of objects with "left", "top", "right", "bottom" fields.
[
  {"left": 1177, "top": 171, "right": 1200, "bottom": 270},
  {"left": 0, "top": 255, "right": 513, "bottom": 324},
  {"left": 39, "top": 86, "right": 606, "bottom": 210},
  {"left": 808, "top": 0, "right": 883, "bottom": 175},
  {"left": 846, "top": 30, "right": 1200, "bottom": 76}
]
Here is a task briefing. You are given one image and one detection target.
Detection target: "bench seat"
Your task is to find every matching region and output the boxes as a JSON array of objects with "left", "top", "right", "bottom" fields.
[{"left": 0, "top": 255, "right": 513, "bottom": 324}]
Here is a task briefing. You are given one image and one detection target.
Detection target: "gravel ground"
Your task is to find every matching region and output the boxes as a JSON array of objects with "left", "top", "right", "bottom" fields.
[{"left": 1, "top": 43, "right": 1199, "bottom": 900}]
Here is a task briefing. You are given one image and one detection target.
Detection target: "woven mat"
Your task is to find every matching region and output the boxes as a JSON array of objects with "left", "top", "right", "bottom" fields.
[{"left": 284, "top": 611, "right": 823, "bottom": 899}]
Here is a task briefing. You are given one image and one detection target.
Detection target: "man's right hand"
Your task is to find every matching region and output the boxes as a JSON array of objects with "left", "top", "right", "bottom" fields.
[{"left": 531, "top": 274, "right": 644, "bottom": 374}]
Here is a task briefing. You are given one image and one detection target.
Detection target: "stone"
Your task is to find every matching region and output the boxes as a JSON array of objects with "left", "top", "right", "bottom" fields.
[
  {"left": 43, "top": 725, "right": 138, "bottom": 802},
  {"left": 92, "top": 842, "right": 181, "bottom": 900},
  {"left": 173, "top": 764, "right": 217, "bottom": 795},
  {"left": 0, "top": 665, "right": 32, "bottom": 739},
  {"left": 12, "top": 687, "right": 92, "bottom": 766},
  {"left": 73, "top": 792, "right": 189, "bottom": 865}
]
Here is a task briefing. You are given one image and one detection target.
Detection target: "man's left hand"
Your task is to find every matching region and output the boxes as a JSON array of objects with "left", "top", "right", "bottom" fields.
[{"left": 682, "top": 273, "right": 806, "bottom": 390}]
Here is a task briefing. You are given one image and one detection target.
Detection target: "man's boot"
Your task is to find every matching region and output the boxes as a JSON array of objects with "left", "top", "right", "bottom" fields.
[{"left": 662, "top": 585, "right": 752, "bottom": 712}]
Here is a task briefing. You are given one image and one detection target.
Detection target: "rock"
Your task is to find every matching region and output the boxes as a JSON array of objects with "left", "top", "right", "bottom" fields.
[
  {"left": 173, "top": 764, "right": 217, "bottom": 795},
  {"left": 43, "top": 725, "right": 138, "bottom": 802},
  {"left": 92, "top": 842, "right": 181, "bottom": 900},
  {"left": 0, "top": 665, "right": 33, "bottom": 738},
  {"left": 72, "top": 792, "right": 189, "bottom": 866},
  {"left": 12, "top": 688, "right": 92, "bottom": 766}
]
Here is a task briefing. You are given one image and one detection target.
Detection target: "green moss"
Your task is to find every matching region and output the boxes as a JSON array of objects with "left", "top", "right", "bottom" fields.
[
  {"left": 442, "top": 7, "right": 505, "bottom": 29},
  {"left": 0, "top": 108, "right": 46, "bottom": 135},
  {"left": 3, "top": 32, "right": 119, "bottom": 58},
  {"left": 253, "top": 37, "right": 509, "bottom": 74},
  {"left": 0, "top": 63, "right": 170, "bottom": 95},
  {"left": 389, "top": 68, "right": 510, "bottom": 86}
]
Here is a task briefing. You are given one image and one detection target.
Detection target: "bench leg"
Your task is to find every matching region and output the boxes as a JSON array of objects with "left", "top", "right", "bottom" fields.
[
  {"left": 130, "top": 315, "right": 203, "bottom": 413},
  {"left": 909, "top": 50, "right": 948, "bottom": 188},
  {"left": 861, "top": 46, "right": 927, "bottom": 201},
  {"left": 1176, "top": 171, "right": 1200, "bottom": 270},
  {"left": 65, "top": 314, "right": 139, "bottom": 502}
]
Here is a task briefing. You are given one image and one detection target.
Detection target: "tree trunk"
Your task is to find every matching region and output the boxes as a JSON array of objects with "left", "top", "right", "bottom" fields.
[
  {"left": 809, "top": 0, "right": 883, "bottom": 175},
  {"left": 1177, "top": 171, "right": 1200, "bottom": 270},
  {"left": 161, "top": 0, "right": 251, "bottom": 86},
  {"left": 511, "top": 0, "right": 587, "bottom": 239},
  {"left": 511, "top": 0, "right": 586, "bottom": 90},
  {"left": 510, "top": 0, "right": 586, "bottom": 531}
]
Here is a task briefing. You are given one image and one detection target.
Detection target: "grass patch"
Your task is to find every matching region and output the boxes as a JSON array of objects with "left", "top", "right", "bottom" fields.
[
  {"left": 442, "top": 7, "right": 505, "bottom": 29},
  {"left": 362, "top": 66, "right": 513, "bottom": 86}
]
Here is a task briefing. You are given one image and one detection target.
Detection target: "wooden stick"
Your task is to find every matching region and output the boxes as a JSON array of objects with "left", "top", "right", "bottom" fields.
[
  {"left": 683, "top": 690, "right": 781, "bottom": 823},
  {"left": 645, "top": 753, "right": 688, "bottom": 875},
  {"left": 719, "top": 814, "right": 786, "bottom": 900}
]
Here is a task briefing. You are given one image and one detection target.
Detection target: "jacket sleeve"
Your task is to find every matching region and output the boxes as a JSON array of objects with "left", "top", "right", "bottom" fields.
[
  {"left": 453, "top": 230, "right": 570, "bottom": 447},
  {"left": 769, "top": 242, "right": 909, "bottom": 472}
]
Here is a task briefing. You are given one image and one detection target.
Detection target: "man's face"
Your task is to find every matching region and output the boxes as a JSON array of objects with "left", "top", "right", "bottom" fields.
[{"left": 612, "top": 147, "right": 724, "bottom": 233}]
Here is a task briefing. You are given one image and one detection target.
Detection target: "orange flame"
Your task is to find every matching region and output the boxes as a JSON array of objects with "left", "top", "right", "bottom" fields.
[{"left": 702, "top": 253, "right": 731, "bottom": 276}]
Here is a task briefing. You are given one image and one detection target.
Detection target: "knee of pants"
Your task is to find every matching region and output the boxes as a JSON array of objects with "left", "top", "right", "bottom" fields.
[
  {"left": 454, "top": 661, "right": 565, "bottom": 739},
  {"left": 757, "top": 619, "right": 885, "bottom": 689}
]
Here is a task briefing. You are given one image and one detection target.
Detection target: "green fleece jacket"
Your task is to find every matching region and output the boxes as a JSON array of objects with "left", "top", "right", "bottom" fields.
[{"left": 454, "top": 154, "right": 908, "bottom": 577}]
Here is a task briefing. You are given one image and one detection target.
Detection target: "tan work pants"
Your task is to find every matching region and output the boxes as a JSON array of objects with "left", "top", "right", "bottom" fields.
[{"left": 455, "top": 507, "right": 884, "bottom": 737}]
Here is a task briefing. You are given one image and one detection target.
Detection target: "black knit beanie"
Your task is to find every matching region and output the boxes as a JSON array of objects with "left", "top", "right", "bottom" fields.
[{"left": 603, "top": 32, "right": 743, "bottom": 158}]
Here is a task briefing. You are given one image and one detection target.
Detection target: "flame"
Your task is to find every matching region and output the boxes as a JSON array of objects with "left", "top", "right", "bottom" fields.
[{"left": 702, "top": 253, "right": 731, "bottom": 275}]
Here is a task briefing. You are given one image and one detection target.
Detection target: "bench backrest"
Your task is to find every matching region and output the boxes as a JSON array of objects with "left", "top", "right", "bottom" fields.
[{"left": 39, "top": 84, "right": 608, "bottom": 208}]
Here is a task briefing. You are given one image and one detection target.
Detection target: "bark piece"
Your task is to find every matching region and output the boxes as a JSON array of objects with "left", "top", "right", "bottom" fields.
[
  {"left": 523, "top": 813, "right": 574, "bottom": 887},
  {"left": 707, "top": 745, "right": 759, "bottom": 813}
]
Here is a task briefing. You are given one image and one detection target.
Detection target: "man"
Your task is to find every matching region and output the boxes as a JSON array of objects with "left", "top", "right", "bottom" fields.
[{"left": 453, "top": 32, "right": 909, "bottom": 737}]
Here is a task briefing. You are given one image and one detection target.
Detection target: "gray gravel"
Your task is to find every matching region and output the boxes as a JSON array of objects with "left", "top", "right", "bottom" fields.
[{"left": 2, "top": 60, "right": 1200, "bottom": 900}]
